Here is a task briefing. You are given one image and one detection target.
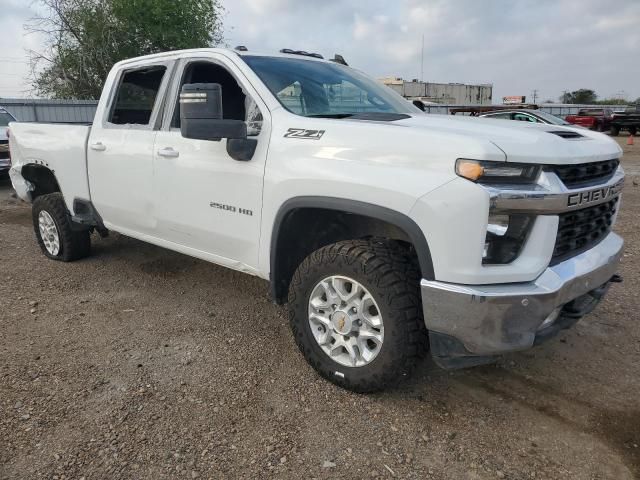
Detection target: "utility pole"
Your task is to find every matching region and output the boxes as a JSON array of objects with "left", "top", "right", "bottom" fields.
[
  {"left": 420, "top": 34, "right": 424, "bottom": 82},
  {"left": 531, "top": 89, "right": 538, "bottom": 104}
]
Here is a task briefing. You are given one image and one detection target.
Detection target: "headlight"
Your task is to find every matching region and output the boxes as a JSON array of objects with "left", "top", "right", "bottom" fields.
[
  {"left": 483, "top": 213, "right": 533, "bottom": 264},
  {"left": 456, "top": 159, "right": 540, "bottom": 184}
]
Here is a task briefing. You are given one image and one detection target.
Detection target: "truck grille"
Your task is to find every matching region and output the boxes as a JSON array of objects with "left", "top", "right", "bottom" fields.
[
  {"left": 549, "top": 159, "right": 619, "bottom": 188},
  {"left": 552, "top": 197, "right": 619, "bottom": 264}
]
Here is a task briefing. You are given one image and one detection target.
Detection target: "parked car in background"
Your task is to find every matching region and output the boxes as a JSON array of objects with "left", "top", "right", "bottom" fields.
[
  {"left": 0, "top": 108, "right": 16, "bottom": 177},
  {"left": 565, "top": 108, "right": 613, "bottom": 131},
  {"left": 479, "top": 109, "right": 574, "bottom": 126},
  {"left": 610, "top": 105, "right": 640, "bottom": 136}
]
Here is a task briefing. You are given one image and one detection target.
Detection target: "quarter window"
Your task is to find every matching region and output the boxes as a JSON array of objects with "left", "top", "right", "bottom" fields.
[{"left": 109, "top": 66, "right": 166, "bottom": 125}]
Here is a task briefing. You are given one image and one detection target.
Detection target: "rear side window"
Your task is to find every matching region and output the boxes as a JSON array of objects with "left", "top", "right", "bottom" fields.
[{"left": 109, "top": 66, "right": 166, "bottom": 125}]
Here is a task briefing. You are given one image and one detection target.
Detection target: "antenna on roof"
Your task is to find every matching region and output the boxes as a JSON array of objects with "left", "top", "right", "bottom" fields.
[{"left": 330, "top": 54, "right": 348, "bottom": 66}]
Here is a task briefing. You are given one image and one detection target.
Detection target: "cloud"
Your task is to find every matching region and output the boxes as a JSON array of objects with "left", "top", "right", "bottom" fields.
[
  {"left": 224, "top": 0, "right": 640, "bottom": 101},
  {"left": 1, "top": 0, "right": 639, "bottom": 102}
]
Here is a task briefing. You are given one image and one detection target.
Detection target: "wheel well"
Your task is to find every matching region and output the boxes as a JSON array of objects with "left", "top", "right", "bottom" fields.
[
  {"left": 21, "top": 165, "right": 61, "bottom": 199},
  {"left": 270, "top": 200, "right": 434, "bottom": 304}
]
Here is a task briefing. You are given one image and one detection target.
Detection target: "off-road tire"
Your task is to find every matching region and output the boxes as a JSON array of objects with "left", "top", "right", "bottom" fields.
[
  {"left": 610, "top": 125, "right": 620, "bottom": 136},
  {"left": 32, "top": 193, "right": 90, "bottom": 261},
  {"left": 629, "top": 126, "right": 637, "bottom": 136},
  {"left": 288, "top": 239, "right": 428, "bottom": 392}
]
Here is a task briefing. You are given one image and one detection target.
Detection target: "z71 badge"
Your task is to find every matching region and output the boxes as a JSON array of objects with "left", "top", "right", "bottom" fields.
[{"left": 283, "top": 128, "right": 325, "bottom": 140}]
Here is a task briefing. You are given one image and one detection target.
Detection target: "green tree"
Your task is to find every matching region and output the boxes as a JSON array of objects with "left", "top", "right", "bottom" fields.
[
  {"left": 559, "top": 89, "right": 598, "bottom": 104},
  {"left": 28, "top": 0, "right": 224, "bottom": 99},
  {"left": 595, "top": 98, "right": 628, "bottom": 105}
]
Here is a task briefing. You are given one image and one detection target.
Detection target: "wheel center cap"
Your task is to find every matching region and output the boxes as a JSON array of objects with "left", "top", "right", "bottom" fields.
[{"left": 331, "top": 311, "right": 352, "bottom": 334}]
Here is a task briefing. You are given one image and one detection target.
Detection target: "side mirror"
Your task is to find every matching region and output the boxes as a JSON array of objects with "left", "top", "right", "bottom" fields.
[
  {"left": 179, "top": 83, "right": 257, "bottom": 161},
  {"left": 412, "top": 100, "right": 426, "bottom": 112},
  {"left": 180, "top": 83, "right": 244, "bottom": 141}
]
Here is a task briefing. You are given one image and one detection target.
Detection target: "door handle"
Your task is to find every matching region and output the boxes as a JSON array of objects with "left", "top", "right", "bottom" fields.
[
  {"left": 158, "top": 147, "right": 179, "bottom": 158},
  {"left": 90, "top": 142, "right": 106, "bottom": 151}
]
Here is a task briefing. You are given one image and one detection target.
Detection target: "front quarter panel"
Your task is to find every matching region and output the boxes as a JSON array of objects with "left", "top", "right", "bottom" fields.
[{"left": 258, "top": 111, "right": 506, "bottom": 277}]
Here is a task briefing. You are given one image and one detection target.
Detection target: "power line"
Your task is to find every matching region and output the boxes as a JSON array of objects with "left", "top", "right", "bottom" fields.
[{"left": 420, "top": 34, "right": 424, "bottom": 82}]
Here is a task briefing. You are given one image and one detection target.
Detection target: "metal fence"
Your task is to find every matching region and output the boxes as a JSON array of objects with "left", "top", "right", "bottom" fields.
[
  {"left": 0, "top": 98, "right": 98, "bottom": 123},
  {"left": 422, "top": 103, "right": 627, "bottom": 116},
  {"left": 0, "top": 97, "right": 629, "bottom": 123}
]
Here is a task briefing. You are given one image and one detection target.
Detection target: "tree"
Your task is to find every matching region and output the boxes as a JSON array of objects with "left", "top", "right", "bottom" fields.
[
  {"left": 595, "top": 98, "right": 628, "bottom": 105},
  {"left": 28, "top": 0, "right": 224, "bottom": 99},
  {"left": 559, "top": 89, "right": 598, "bottom": 104}
]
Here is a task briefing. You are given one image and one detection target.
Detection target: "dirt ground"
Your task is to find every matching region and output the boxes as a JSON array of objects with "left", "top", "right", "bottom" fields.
[{"left": 1, "top": 136, "right": 639, "bottom": 480}]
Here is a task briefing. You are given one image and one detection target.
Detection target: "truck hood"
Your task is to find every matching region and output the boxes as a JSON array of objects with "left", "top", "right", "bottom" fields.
[{"left": 392, "top": 114, "right": 622, "bottom": 165}]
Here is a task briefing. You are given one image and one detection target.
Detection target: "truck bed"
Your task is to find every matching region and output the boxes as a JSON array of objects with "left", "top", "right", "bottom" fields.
[{"left": 8, "top": 122, "right": 92, "bottom": 213}]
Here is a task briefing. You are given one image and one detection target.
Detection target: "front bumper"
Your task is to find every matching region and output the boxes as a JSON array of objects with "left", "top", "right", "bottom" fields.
[{"left": 421, "top": 231, "right": 623, "bottom": 368}]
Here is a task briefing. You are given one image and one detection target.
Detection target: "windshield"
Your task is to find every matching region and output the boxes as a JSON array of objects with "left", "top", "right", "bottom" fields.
[
  {"left": 243, "top": 56, "right": 416, "bottom": 117},
  {"left": 0, "top": 112, "right": 15, "bottom": 127},
  {"left": 534, "top": 111, "right": 570, "bottom": 125}
]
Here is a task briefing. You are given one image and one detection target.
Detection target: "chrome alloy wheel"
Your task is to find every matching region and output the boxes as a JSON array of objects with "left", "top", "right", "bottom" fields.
[
  {"left": 38, "top": 210, "right": 60, "bottom": 256},
  {"left": 308, "top": 276, "right": 384, "bottom": 367}
]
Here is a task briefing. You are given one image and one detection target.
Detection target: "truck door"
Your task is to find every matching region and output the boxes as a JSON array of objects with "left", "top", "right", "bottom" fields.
[
  {"left": 87, "top": 62, "right": 172, "bottom": 235},
  {"left": 152, "top": 56, "right": 270, "bottom": 273}
]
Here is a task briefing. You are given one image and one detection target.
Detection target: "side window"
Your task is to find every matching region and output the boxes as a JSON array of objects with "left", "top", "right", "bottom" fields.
[
  {"left": 484, "top": 112, "right": 512, "bottom": 120},
  {"left": 514, "top": 113, "right": 536, "bottom": 122},
  {"left": 109, "top": 66, "right": 166, "bottom": 125},
  {"left": 172, "top": 61, "right": 263, "bottom": 136}
]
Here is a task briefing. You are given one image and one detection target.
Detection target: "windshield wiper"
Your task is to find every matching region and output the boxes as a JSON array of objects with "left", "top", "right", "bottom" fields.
[{"left": 306, "top": 113, "right": 355, "bottom": 118}]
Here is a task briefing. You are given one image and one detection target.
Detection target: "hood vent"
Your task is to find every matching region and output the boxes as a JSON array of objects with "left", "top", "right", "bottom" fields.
[{"left": 547, "top": 130, "right": 584, "bottom": 139}]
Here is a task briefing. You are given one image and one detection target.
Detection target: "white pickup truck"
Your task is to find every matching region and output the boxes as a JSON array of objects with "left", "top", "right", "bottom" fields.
[{"left": 8, "top": 48, "right": 625, "bottom": 392}]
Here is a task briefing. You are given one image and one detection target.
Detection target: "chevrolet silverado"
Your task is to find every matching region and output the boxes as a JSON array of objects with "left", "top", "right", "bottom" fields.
[{"left": 8, "top": 48, "right": 625, "bottom": 392}]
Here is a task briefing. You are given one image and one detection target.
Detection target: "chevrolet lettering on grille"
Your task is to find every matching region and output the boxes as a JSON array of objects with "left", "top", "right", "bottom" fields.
[{"left": 567, "top": 180, "right": 624, "bottom": 207}]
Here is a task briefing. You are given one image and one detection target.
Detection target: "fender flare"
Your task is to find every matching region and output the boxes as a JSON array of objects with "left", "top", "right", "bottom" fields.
[
  {"left": 19, "top": 163, "right": 61, "bottom": 201},
  {"left": 270, "top": 196, "right": 435, "bottom": 300}
]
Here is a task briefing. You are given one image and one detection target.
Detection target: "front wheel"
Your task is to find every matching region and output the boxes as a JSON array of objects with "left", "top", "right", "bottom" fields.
[
  {"left": 32, "top": 193, "right": 91, "bottom": 261},
  {"left": 610, "top": 126, "right": 620, "bottom": 136},
  {"left": 629, "top": 126, "right": 637, "bottom": 136},
  {"left": 288, "top": 239, "right": 428, "bottom": 392}
]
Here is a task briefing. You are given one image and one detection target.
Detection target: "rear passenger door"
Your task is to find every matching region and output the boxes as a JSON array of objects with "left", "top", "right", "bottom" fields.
[{"left": 87, "top": 62, "right": 173, "bottom": 235}]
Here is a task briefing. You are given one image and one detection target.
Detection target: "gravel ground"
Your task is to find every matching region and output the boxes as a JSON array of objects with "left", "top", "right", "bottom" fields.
[{"left": 1, "top": 136, "right": 639, "bottom": 480}]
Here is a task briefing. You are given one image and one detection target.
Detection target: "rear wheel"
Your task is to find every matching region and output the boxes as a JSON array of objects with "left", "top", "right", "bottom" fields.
[
  {"left": 288, "top": 239, "right": 428, "bottom": 392},
  {"left": 32, "top": 193, "right": 91, "bottom": 261},
  {"left": 610, "top": 125, "right": 620, "bottom": 136},
  {"left": 629, "top": 126, "right": 637, "bottom": 136}
]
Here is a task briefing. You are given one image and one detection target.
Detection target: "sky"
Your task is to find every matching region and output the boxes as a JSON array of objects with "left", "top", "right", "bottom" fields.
[{"left": 1, "top": 0, "right": 639, "bottom": 102}]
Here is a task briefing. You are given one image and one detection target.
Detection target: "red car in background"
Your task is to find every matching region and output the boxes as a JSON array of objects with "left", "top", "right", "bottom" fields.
[{"left": 565, "top": 108, "right": 613, "bottom": 131}]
